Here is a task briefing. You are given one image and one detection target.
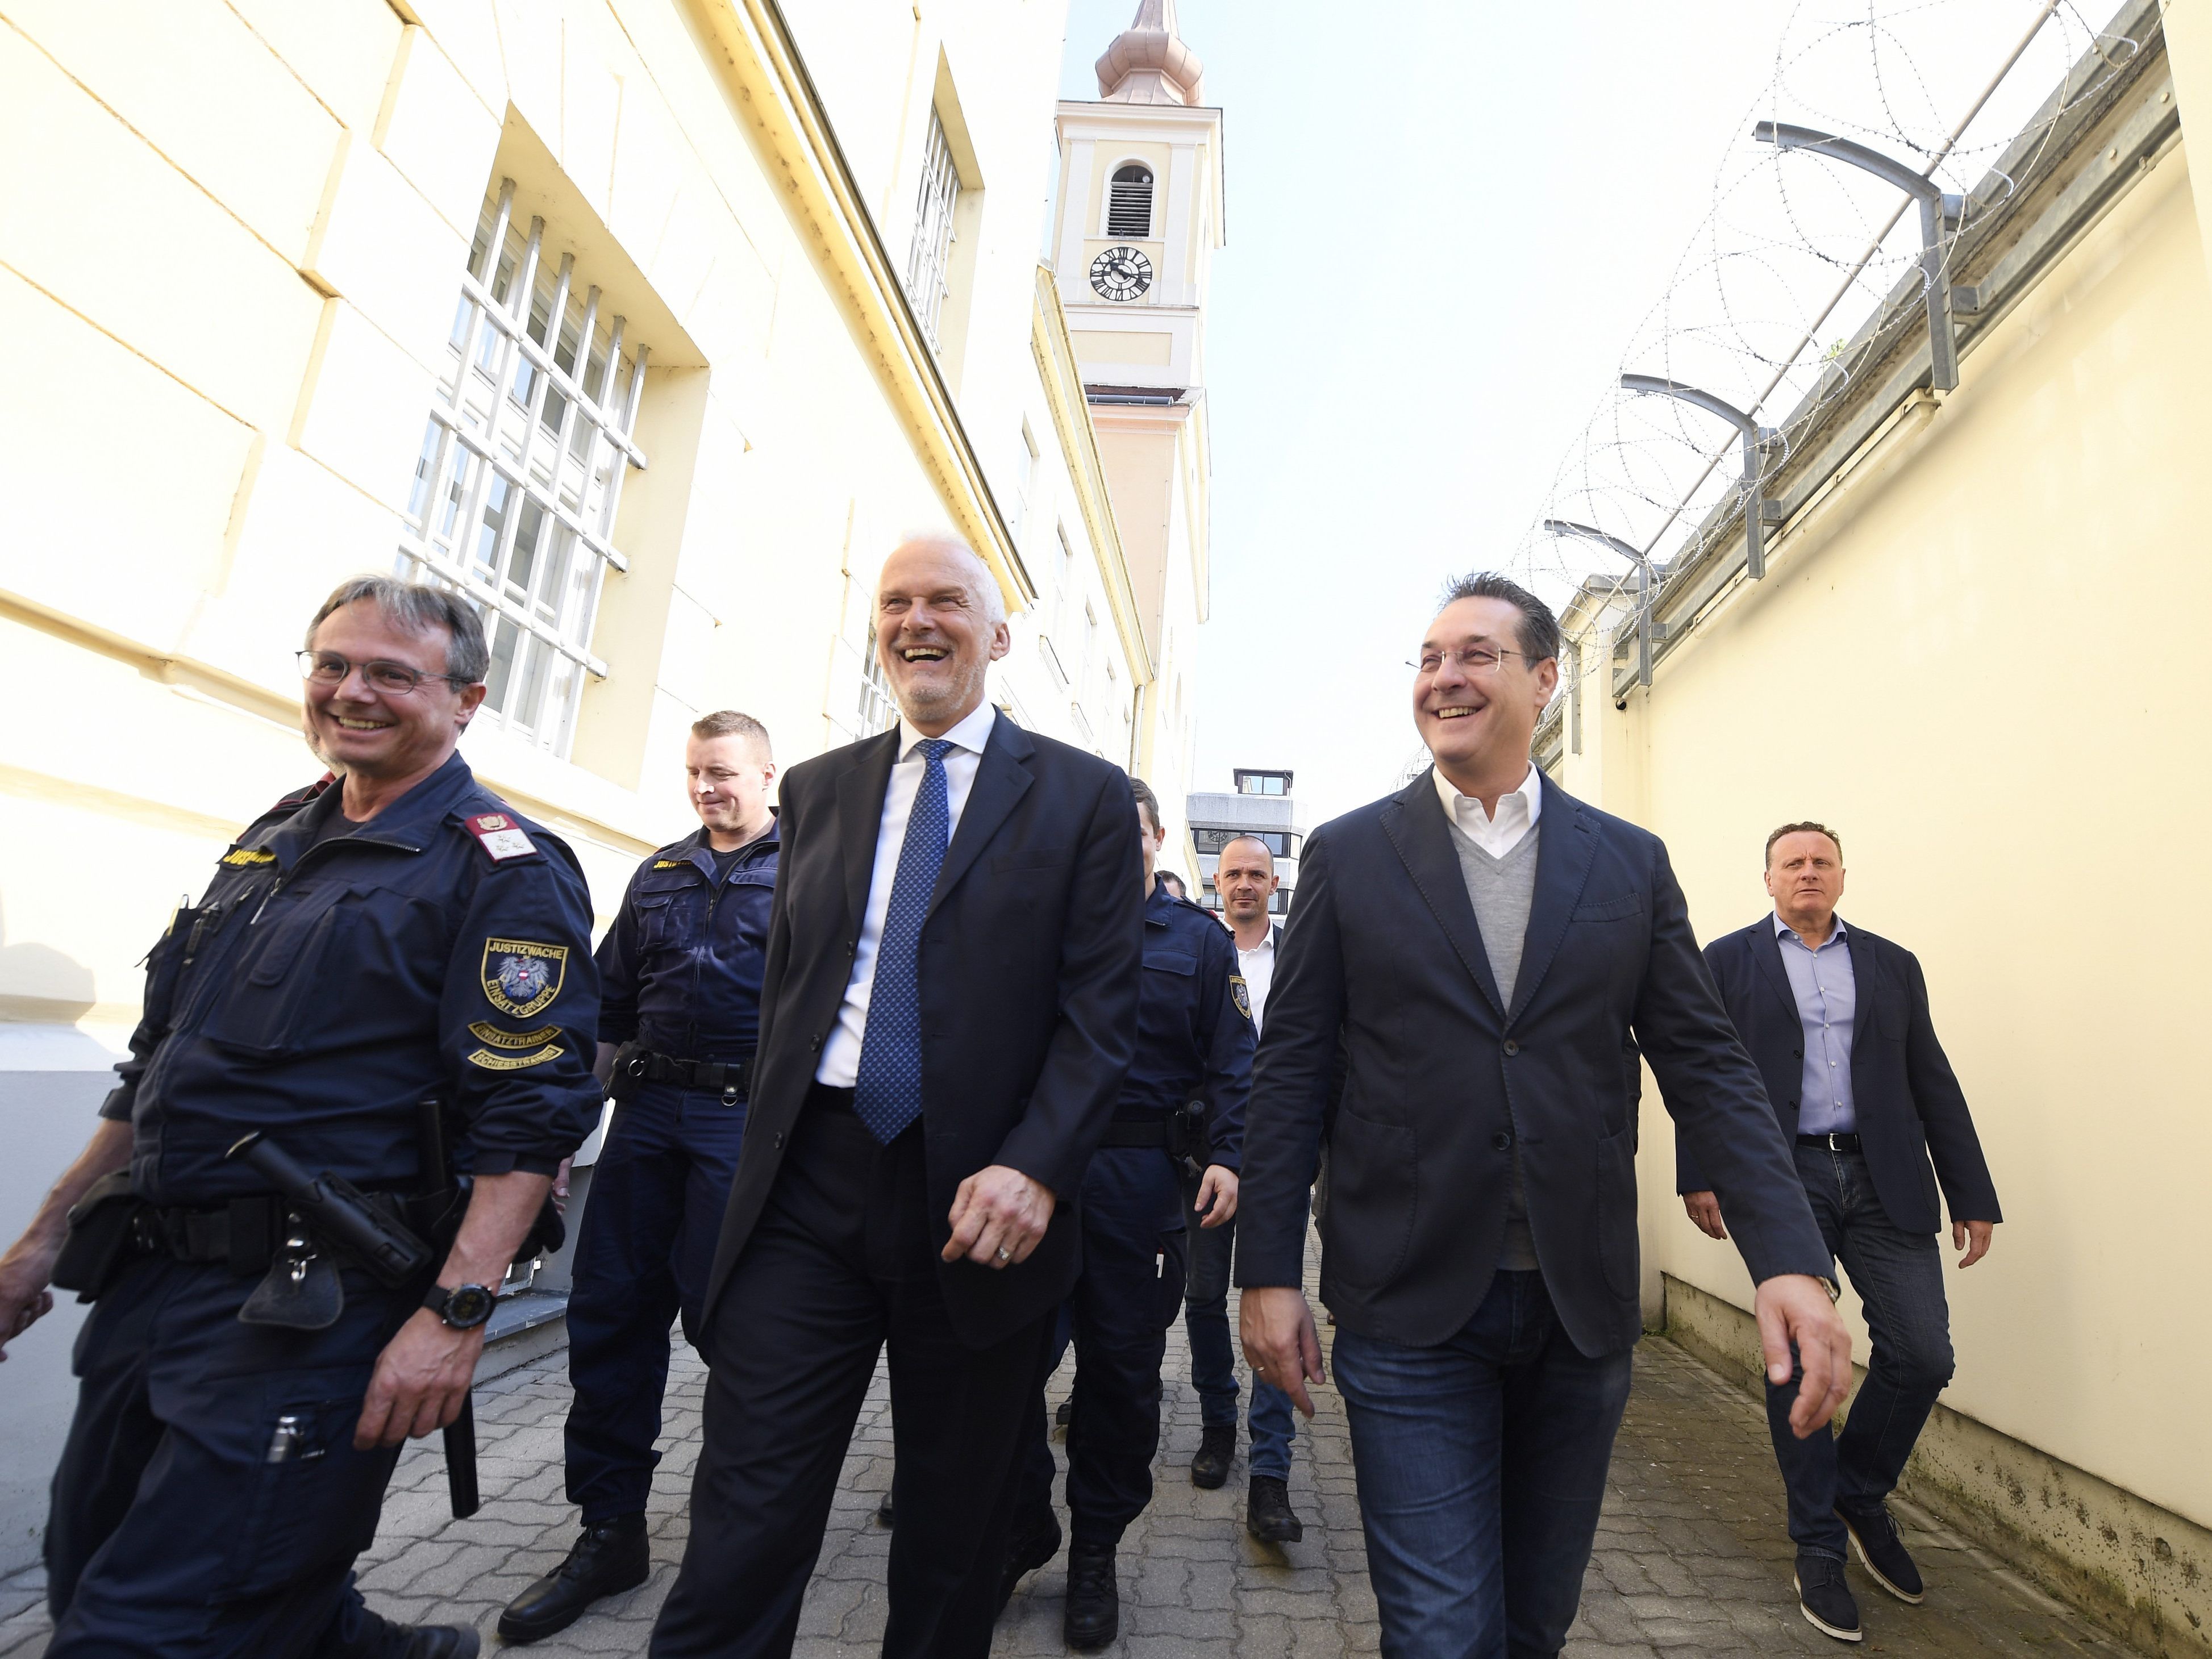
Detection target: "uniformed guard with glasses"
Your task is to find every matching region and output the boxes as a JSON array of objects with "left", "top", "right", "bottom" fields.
[
  {"left": 0, "top": 576, "right": 601, "bottom": 1659},
  {"left": 498, "top": 710, "right": 781, "bottom": 1644}
]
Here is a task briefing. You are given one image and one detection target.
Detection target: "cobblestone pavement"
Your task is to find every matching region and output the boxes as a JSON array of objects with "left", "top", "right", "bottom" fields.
[{"left": 0, "top": 1286, "right": 2142, "bottom": 1659}]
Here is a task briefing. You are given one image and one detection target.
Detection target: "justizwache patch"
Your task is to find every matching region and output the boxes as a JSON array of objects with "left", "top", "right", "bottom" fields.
[
  {"left": 220, "top": 847, "right": 277, "bottom": 866},
  {"left": 1229, "top": 975, "right": 1252, "bottom": 1021},
  {"left": 481, "top": 939, "right": 568, "bottom": 1017},
  {"left": 652, "top": 858, "right": 686, "bottom": 869},
  {"left": 466, "top": 1043, "right": 565, "bottom": 1071},
  {"left": 467, "top": 1020, "right": 563, "bottom": 1051}
]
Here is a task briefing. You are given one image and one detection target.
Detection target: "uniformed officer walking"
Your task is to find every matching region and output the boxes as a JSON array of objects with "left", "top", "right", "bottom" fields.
[
  {"left": 1001, "top": 777, "right": 1253, "bottom": 1650},
  {"left": 0, "top": 577, "right": 602, "bottom": 1659},
  {"left": 499, "top": 710, "right": 781, "bottom": 1643}
]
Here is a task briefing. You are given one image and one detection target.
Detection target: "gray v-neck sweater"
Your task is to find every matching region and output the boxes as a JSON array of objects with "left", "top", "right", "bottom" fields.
[{"left": 1445, "top": 820, "right": 1543, "bottom": 1273}]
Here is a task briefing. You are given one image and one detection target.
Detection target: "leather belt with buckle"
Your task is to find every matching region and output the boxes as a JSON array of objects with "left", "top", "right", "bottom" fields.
[{"left": 1797, "top": 1131, "right": 1862, "bottom": 1153}]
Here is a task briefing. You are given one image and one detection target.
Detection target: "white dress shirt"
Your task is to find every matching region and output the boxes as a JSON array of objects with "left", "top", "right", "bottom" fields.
[
  {"left": 816, "top": 701, "right": 998, "bottom": 1087},
  {"left": 1234, "top": 929, "right": 1277, "bottom": 1037},
  {"left": 1432, "top": 759, "right": 1543, "bottom": 858}
]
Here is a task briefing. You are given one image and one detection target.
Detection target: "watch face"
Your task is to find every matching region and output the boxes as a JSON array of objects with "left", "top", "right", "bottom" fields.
[
  {"left": 1089, "top": 245, "right": 1153, "bottom": 302},
  {"left": 443, "top": 1284, "right": 496, "bottom": 1328}
]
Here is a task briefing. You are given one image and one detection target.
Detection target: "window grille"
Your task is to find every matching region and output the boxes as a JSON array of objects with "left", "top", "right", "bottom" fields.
[
  {"left": 399, "top": 179, "right": 648, "bottom": 756},
  {"left": 1107, "top": 164, "right": 1154, "bottom": 239},
  {"left": 906, "top": 110, "right": 961, "bottom": 346}
]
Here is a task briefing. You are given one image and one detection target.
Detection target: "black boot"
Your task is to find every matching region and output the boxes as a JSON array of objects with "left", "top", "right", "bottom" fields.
[
  {"left": 996, "top": 1505, "right": 1063, "bottom": 1616},
  {"left": 1062, "top": 1538, "right": 1120, "bottom": 1650},
  {"left": 1245, "top": 1474, "right": 1304, "bottom": 1543},
  {"left": 1190, "top": 1423, "right": 1236, "bottom": 1489},
  {"left": 497, "top": 1514, "right": 651, "bottom": 1644},
  {"left": 397, "top": 1627, "right": 481, "bottom": 1659},
  {"left": 877, "top": 1491, "right": 895, "bottom": 1528}
]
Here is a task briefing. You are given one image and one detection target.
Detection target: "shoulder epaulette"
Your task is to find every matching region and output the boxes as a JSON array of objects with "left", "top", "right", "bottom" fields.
[{"left": 463, "top": 810, "right": 543, "bottom": 865}]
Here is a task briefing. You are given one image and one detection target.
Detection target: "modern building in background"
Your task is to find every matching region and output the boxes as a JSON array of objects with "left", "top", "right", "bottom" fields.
[
  {"left": 1049, "top": 0, "right": 1226, "bottom": 875},
  {"left": 1188, "top": 767, "right": 1306, "bottom": 916},
  {"left": 0, "top": 0, "right": 1216, "bottom": 1571}
]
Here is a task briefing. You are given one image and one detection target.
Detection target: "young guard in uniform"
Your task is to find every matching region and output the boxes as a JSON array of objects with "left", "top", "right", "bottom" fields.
[
  {"left": 1001, "top": 777, "right": 1254, "bottom": 1650},
  {"left": 499, "top": 711, "right": 780, "bottom": 1644}
]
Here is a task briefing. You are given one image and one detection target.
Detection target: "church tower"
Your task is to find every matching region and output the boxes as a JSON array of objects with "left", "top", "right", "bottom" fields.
[{"left": 1051, "top": 0, "right": 1225, "bottom": 860}]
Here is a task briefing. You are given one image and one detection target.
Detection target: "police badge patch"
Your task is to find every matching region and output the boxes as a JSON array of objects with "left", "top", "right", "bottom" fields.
[
  {"left": 482, "top": 939, "right": 568, "bottom": 1017},
  {"left": 1229, "top": 975, "right": 1252, "bottom": 1021}
]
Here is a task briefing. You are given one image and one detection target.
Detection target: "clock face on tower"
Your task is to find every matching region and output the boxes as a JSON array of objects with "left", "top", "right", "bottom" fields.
[{"left": 1089, "top": 245, "right": 1153, "bottom": 302}]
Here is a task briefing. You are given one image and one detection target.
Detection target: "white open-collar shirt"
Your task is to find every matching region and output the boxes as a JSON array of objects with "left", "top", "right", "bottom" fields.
[
  {"left": 1432, "top": 758, "right": 1543, "bottom": 860},
  {"left": 816, "top": 701, "right": 997, "bottom": 1087}
]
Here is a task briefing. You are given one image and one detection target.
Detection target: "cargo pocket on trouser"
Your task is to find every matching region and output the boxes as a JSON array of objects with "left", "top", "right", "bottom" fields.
[
  {"left": 1152, "top": 1226, "right": 1190, "bottom": 1329},
  {"left": 218, "top": 1367, "right": 402, "bottom": 1602}
]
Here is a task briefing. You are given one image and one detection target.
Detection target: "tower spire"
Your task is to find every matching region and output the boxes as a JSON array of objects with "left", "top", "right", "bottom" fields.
[{"left": 1095, "top": 0, "right": 1203, "bottom": 105}]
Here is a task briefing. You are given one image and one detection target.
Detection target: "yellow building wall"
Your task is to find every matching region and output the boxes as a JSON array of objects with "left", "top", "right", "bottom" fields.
[{"left": 1566, "top": 143, "right": 2212, "bottom": 1529}]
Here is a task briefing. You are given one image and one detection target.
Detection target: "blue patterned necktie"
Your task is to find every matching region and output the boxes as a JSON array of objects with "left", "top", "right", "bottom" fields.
[{"left": 853, "top": 738, "right": 953, "bottom": 1144}]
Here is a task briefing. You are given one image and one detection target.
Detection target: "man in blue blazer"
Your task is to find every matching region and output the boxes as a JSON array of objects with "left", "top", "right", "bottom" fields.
[
  {"left": 1680, "top": 823, "right": 2000, "bottom": 1642},
  {"left": 1238, "top": 573, "right": 1849, "bottom": 1659}
]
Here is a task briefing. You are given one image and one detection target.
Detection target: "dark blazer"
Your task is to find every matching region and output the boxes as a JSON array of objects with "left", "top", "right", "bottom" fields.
[
  {"left": 1236, "top": 770, "right": 1831, "bottom": 1357},
  {"left": 1681, "top": 919, "right": 2001, "bottom": 1236},
  {"left": 702, "top": 713, "right": 1144, "bottom": 1348}
]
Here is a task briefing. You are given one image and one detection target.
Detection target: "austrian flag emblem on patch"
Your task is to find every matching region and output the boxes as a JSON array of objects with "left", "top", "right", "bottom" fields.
[{"left": 482, "top": 938, "right": 568, "bottom": 1017}]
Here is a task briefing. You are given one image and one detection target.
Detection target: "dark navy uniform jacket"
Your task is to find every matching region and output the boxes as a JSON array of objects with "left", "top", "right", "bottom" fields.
[
  {"left": 594, "top": 821, "right": 780, "bottom": 1062},
  {"left": 1122, "top": 883, "right": 1253, "bottom": 1170},
  {"left": 102, "top": 752, "right": 603, "bottom": 1206}
]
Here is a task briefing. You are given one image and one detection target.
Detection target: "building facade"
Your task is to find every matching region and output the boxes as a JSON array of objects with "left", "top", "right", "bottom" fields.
[
  {"left": 0, "top": 0, "right": 1166, "bottom": 1571},
  {"left": 1187, "top": 767, "right": 1306, "bottom": 916}
]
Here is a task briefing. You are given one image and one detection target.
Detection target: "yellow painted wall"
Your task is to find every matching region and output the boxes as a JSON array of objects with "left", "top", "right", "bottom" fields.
[{"left": 1561, "top": 142, "right": 2212, "bottom": 1527}]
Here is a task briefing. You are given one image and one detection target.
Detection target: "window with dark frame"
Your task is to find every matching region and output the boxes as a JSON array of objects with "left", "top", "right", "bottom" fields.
[{"left": 1107, "top": 164, "right": 1154, "bottom": 239}]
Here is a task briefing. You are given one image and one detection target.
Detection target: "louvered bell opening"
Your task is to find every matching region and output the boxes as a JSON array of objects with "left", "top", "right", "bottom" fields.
[{"left": 1107, "top": 166, "right": 1153, "bottom": 239}]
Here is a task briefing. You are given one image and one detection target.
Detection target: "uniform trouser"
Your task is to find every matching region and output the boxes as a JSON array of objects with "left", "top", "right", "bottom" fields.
[
  {"left": 1767, "top": 1143, "right": 1954, "bottom": 1562},
  {"left": 564, "top": 1078, "right": 747, "bottom": 1522},
  {"left": 45, "top": 1252, "right": 418, "bottom": 1658},
  {"left": 1180, "top": 1165, "right": 1296, "bottom": 1481},
  {"left": 1015, "top": 1144, "right": 1189, "bottom": 1549},
  {"left": 650, "top": 1093, "right": 1053, "bottom": 1659}
]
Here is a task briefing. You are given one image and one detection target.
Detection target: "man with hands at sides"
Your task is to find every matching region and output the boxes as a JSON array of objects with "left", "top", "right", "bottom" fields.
[
  {"left": 649, "top": 535, "right": 1144, "bottom": 1659},
  {"left": 1682, "top": 822, "right": 2000, "bottom": 1643},
  {"left": 1235, "top": 572, "right": 1851, "bottom": 1659}
]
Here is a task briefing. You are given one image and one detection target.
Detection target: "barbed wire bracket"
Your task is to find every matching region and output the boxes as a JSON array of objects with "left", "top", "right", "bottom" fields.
[{"left": 1619, "top": 375, "right": 1781, "bottom": 578}]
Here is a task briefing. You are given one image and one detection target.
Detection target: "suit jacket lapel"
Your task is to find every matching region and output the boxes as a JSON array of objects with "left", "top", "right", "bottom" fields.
[
  {"left": 835, "top": 730, "right": 901, "bottom": 938},
  {"left": 1752, "top": 920, "right": 1799, "bottom": 1027},
  {"left": 927, "top": 715, "right": 1035, "bottom": 918},
  {"left": 1381, "top": 771, "right": 1504, "bottom": 1018},
  {"left": 1505, "top": 776, "right": 1599, "bottom": 1028},
  {"left": 1843, "top": 919, "right": 1878, "bottom": 1057}
]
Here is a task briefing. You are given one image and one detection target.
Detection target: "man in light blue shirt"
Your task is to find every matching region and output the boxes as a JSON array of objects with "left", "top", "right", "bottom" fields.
[{"left": 1777, "top": 911, "right": 1856, "bottom": 1137}]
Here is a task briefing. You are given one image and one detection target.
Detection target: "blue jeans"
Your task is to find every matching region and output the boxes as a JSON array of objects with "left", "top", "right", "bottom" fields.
[
  {"left": 1181, "top": 1166, "right": 1295, "bottom": 1480},
  {"left": 1769, "top": 1144, "right": 1953, "bottom": 1561},
  {"left": 565, "top": 1079, "right": 748, "bottom": 1522},
  {"left": 1332, "top": 1272, "right": 1633, "bottom": 1659}
]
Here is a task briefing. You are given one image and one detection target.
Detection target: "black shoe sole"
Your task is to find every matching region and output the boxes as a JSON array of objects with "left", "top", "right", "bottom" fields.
[
  {"left": 1065, "top": 1615, "right": 1119, "bottom": 1652},
  {"left": 1843, "top": 1525, "right": 1926, "bottom": 1604},
  {"left": 1190, "top": 1461, "right": 1230, "bottom": 1490},
  {"left": 1794, "top": 1574, "right": 1864, "bottom": 1644},
  {"left": 496, "top": 1561, "right": 651, "bottom": 1644},
  {"left": 1246, "top": 1513, "right": 1303, "bottom": 1544}
]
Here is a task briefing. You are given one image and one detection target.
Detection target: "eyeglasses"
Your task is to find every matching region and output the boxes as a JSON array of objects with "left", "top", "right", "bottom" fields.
[
  {"left": 297, "top": 651, "right": 470, "bottom": 695},
  {"left": 1411, "top": 645, "right": 1524, "bottom": 676}
]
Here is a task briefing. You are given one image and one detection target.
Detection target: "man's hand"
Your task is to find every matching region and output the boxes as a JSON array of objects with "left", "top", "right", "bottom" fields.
[
  {"left": 1952, "top": 1219, "right": 1995, "bottom": 1268},
  {"left": 1193, "top": 1165, "right": 1240, "bottom": 1229},
  {"left": 944, "top": 1165, "right": 1055, "bottom": 1269},
  {"left": 1681, "top": 1190, "right": 1728, "bottom": 1240},
  {"left": 1239, "top": 1285, "right": 1325, "bottom": 1419},
  {"left": 552, "top": 1156, "right": 574, "bottom": 1215},
  {"left": 1755, "top": 1273, "right": 1853, "bottom": 1439},
  {"left": 354, "top": 1310, "right": 485, "bottom": 1449},
  {"left": 0, "top": 1249, "right": 57, "bottom": 1362}
]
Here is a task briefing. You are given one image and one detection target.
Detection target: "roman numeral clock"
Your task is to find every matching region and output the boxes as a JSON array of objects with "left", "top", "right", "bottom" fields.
[{"left": 1089, "top": 245, "right": 1152, "bottom": 302}]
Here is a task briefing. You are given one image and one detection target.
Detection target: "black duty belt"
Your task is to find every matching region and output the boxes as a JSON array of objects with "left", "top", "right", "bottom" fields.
[
  {"left": 1797, "top": 1132, "right": 1863, "bottom": 1153},
  {"left": 1098, "top": 1116, "right": 1169, "bottom": 1149},
  {"left": 135, "top": 1190, "right": 411, "bottom": 1275},
  {"left": 624, "top": 1048, "right": 754, "bottom": 1098}
]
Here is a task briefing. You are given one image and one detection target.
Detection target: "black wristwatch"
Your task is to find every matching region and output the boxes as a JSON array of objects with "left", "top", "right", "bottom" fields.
[{"left": 423, "top": 1282, "right": 497, "bottom": 1330}]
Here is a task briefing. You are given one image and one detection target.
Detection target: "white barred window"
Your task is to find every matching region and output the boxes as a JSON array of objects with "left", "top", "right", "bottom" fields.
[
  {"left": 400, "top": 180, "right": 649, "bottom": 755},
  {"left": 905, "top": 109, "right": 961, "bottom": 347}
]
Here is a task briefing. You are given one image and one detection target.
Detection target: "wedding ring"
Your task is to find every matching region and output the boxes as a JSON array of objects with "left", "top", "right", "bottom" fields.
[{"left": 995, "top": 1246, "right": 1011, "bottom": 1263}]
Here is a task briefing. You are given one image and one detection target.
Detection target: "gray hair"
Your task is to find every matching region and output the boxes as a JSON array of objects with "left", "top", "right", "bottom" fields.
[
  {"left": 891, "top": 532, "right": 1007, "bottom": 627},
  {"left": 1436, "top": 572, "right": 1561, "bottom": 666},
  {"left": 308, "top": 575, "right": 490, "bottom": 683}
]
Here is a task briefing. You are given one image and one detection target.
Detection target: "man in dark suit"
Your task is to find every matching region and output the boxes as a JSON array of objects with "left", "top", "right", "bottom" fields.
[
  {"left": 1237, "top": 572, "right": 1851, "bottom": 1659},
  {"left": 1680, "top": 823, "right": 2001, "bottom": 1643},
  {"left": 649, "top": 535, "right": 1144, "bottom": 1659}
]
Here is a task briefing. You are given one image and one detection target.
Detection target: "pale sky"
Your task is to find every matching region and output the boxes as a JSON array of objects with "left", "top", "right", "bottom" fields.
[{"left": 1053, "top": 0, "right": 2113, "bottom": 828}]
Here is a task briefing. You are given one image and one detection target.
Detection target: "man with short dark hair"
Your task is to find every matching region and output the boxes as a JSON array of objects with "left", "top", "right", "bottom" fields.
[
  {"left": 1156, "top": 871, "right": 1188, "bottom": 902},
  {"left": 0, "top": 574, "right": 601, "bottom": 1658},
  {"left": 1238, "top": 571, "right": 1849, "bottom": 1659},
  {"left": 500, "top": 711, "right": 781, "bottom": 1644},
  {"left": 1183, "top": 833, "right": 1303, "bottom": 1543},
  {"left": 1681, "top": 822, "right": 2001, "bottom": 1643}
]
